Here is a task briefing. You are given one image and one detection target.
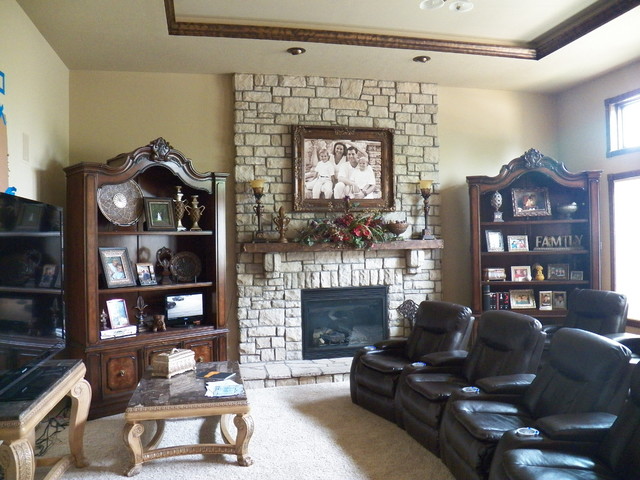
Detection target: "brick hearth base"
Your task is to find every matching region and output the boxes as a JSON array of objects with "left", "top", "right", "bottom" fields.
[{"left": 239, "top": 357, "right": 352, "bottom": 389}]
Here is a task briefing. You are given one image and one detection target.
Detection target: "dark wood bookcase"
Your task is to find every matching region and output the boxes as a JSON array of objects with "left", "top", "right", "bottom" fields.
[
  {"left": 467, "top": 149, "right": 601, "bottom": 324},
  {"left": 64, "top": 138, "right": 228, "bottom": 418}
]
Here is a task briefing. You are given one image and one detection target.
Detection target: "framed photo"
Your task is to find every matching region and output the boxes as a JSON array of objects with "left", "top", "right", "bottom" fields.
[
  {"left": 507, "top": 235, "right": 529, "bottom": 252},
  {"left": 38, "top": 264, "right": 57, "bottom": 288},
  {"left": 552, "top": 291, "right": 567, "bottom": 309},
  {"left": 15, "top": 203, "right": 44, "bottom": 231},
  {"left": 548, "top": 263, "right": 569, "bottom": 280},
  {"left": 485, "top": 230, "right": 504, "bottom": 252},
  {"left": 144, "top": 197, "right": 176, "bottom": 231},
  {"left": 511, "top": 187, "right": 552, "bottom": 217},
  {"left": 511, "top": 265, "right": 531, "bottom": 282},
  {"left": 539, "top": 290, "right": 553, "bottom": 310},
  {"left": 510, "top": 289, "right": 536, "bottom": 309},
  {"left": 570, "top": 270, "right": 584, "bottom": 280},
  {"left": 483, "top": 267, "right": 507, "bottom": 281},
  {"left": 106, "top": 298, "right": 129, "bottom": 328},
  {"left": 136, "top": 262, "right": 157, "bottom": 286},
  {"left": 98, "top": 247, "right": 136, "bottom": 288},
  {"left": 292, "top": 125, "right": 394, "bottom": 212}
]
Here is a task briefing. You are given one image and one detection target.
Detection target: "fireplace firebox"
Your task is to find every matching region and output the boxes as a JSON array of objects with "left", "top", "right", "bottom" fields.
[{"left": 301, "top": 286, "right": 388, "bottom": 360}]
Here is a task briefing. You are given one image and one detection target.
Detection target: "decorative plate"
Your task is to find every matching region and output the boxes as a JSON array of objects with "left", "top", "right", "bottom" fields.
[
  {"left": 97, "top": 181, "right": 144, "bottom": 226},
  {"left": 170, "top": 251, "right": 202, "bottom": 282}
]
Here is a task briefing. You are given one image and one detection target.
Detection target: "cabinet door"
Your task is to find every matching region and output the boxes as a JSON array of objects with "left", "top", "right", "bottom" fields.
[
  {"left": 103, "top": 351, "right": 139, "bottom": 395},
  {"left": 184, "top": 339, "right": 213, "bottom": 363}
]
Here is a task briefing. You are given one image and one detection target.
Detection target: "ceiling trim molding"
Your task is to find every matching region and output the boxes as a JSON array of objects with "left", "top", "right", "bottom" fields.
[{"left": 165, "top": 0, "right": 640, "bottom": 61}]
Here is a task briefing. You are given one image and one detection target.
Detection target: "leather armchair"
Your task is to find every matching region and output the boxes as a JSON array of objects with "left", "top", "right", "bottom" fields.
[
  {"left": 439, "top": 328, "right": 632, "bottom": 480},
  {"left": 396, "top": 310, "right": 545, "bottom": 456},
  {"left": 489, "top": 361, "right": 640, "bottom": 480},
  {"left": 350, "top": 300, "right": 474, "bottom": 422}
]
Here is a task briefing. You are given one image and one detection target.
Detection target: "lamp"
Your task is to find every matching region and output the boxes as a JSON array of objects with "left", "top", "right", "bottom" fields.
[
  {"left": 250, "top": 180, "right": 267, "bottom": 242},
  {"left": 419, "top": 0, "right": 473, "bottom": 12},
  {"left": 419, "top": 180, "right": 435, "bottom": 240}
]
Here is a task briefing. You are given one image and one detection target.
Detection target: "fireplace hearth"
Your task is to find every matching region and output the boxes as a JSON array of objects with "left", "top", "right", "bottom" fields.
[{"left": 301, "top": 286, "right": 388, "bottom": 360}]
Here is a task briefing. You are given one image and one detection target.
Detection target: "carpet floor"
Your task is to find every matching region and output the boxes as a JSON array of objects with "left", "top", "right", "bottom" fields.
[{"left": 39, "top": 381, "right": 454, "bottom": 480}]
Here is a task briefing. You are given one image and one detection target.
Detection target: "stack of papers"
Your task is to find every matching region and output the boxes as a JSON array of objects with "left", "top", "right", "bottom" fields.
[{"left": 205, "top": 379, "right": 244, "bottom": 397}]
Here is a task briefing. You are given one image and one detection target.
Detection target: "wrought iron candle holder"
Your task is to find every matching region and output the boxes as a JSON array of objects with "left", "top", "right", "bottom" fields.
[
  {"left": 419, "top": 180, "right": 435, "bottom": 240},
  {"left": 251, "top": 179, "right": 267, "bottom": 242}
]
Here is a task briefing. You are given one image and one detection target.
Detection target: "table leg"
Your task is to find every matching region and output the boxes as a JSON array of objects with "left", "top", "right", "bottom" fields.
[
  {"left": 146, "top": 420, "right": 165, "bottom": 450},
  {"left": 233, "top": 413, "right": 254, "bottom": 466},
  {"left": 0, "top": 437, "right": 35, "bottom": 480},
  {"left": 67, "top": 378, "right": 91, "bottom": 468},
  {"left": 123, "top": 422, "right": 145, "bottom": 477}
]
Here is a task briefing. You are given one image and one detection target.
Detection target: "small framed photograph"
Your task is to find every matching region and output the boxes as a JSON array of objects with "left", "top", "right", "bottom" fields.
[
  {"left": 547, "top": 263, "right": 569, "bottom": 280},
  {"left": 15, "top": 203, "right": 44, "bottom": 231},
  {"left": 570, "top": 270, "right": 584, "bottom": 281},
  {"left": 552, "top": 291, "right": 567, "bottom": 309},
  {"left": 99, "top": 247, "right": 136, "bottom": 288},
  {"left": 136, "top": 262, "right": 157, "bottom": 286},
  {"left": 507, "top": 235, "right": 529, "bottom": 252},
  {"left": 144, "top": 197, "right": 176, "bottom": 231},
  {"left": 485, "top": 230, "right": 504, "bottom": 252},
  {"left": 539, "top": 290, "right": 553, "bottom": 310},
  {"left": 511, "top": 265, "right": 531, "bottom": 282},
  {"left": 38, "top": 264, "right": 57, "bottom": 288},
  {"left": 511, "top": 187, "right": 552, "bottom": 217},
  {"left": 483, "top": 267, "right": 507, "bottom": 281},
  {"left": 106, "top": 298, "right": 129, "bottom": 328},
  {"left": 510, "top": 289, "right": 536, "bottom": 309}
]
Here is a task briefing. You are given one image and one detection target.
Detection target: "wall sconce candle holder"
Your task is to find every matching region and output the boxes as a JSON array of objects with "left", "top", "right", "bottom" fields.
[
  {"left": 251, "top": 180, "right": 267, "bottom": 242},
  {"left": 419, "top": 180, "right": 436, "bottom": 240}
]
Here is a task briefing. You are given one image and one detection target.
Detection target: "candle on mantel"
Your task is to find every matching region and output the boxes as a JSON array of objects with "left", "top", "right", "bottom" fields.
[
  {"left": 250, "top": 179, "right": 265, "bottom": 190},
  {"left": 419, "top": 179, "right": 433, "bottom": 191}
]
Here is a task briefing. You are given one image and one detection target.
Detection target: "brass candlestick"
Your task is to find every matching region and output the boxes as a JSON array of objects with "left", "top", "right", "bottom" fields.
[
  {"left": 186, "top": 195, "right": 205, "bottom": 231},
  {"left": 419, "top": 180, "right": 435, "bottom": 240},
  {"left": 273, "top": 206, "right": 290, "bottom": 243},
  {"left": 251, "top": 180, "right": 267, "bottom": 242},
  {"left": 173, "top": 186, "right": 188, "bottom": 231}
]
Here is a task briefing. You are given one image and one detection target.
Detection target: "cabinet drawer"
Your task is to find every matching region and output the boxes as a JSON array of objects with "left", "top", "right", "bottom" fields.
[
  {"left": 184, "top": 339, "right": 213, "bottom": 363},
  {"left": 103, "top": 351, "right": 139, "bottom": 395}
]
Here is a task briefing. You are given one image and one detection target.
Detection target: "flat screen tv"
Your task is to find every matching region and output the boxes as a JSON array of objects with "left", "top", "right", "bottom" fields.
[
  {"left": 165, "top": 292, "right": 203, "bottom": 327},
  {"left": 0, "top": 192, "right": 66, "bottom": 401}
]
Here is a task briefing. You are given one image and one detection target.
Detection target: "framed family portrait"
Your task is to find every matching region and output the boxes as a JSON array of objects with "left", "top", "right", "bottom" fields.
[
  {"left": 144, "top": 197, "right": 176, "bottom": 231},
  {"left": 539, "top": 290, "right": 553, "bottom": 310},
  {"left": 136, "top": 262, "right": 157, "bottom": 286},
  {"left": 570, "top": 270, "right": 584, "bottom": 280},
  {"left": 485, "top": 230, "right": 504, "bottom": 252},
  {"left": 511, "top": 187, "right": 552, "bottom": 217},
  {"left": 38, "top": 264, "right": 57, "bottom": 288},
  {"left": 511, "top": 265, "right": 531, "bottom": 282},
  {"left": 547, "top": 263, "right": 569, "bottom": 280},
  {"left": 106, "top": 298, "right": 129, "bottom": 328},
  {"left": 292, "top": 125, "right": 394, "bottom": 212},
  {"left": 510, "top": 289, "right": 536, "bottom": 309},
  {"left": 98, "top": 247, "right": 136, "bottom": 288},
  {"left": 552, "top": 291, "right": 567, "bottom": 309},
  {"left": 507, "top": 235, "right": 529, "bottom": 252}
]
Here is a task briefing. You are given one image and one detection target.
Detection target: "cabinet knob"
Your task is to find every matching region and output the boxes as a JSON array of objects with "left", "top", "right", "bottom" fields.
[
  {"left": 197, "top": 356, "right": 204, "bottom": 363},
  {"left": 118, "top": 370, "right": 126, "bottom": 377}
]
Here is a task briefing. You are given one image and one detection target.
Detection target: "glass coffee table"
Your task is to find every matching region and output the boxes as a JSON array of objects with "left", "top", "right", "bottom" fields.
[{"left": 123, "top": 361, "right": 253, "bottom": 476}]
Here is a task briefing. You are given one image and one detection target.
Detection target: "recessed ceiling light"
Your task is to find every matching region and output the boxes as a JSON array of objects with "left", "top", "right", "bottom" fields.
[
  {"left": 287, "top": 47, "right": 306, "bottom": 56},
  {"left": 413, "top": 55, "right": 431, "bottom": 63},
  {"left": 419, "top": 0, "right": 445, "bottom": 9}
]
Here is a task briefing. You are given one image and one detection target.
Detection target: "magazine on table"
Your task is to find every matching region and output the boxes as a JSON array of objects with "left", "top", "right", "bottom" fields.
[{"left": 205, "top": 379, "right": 244, "bottom": 397}]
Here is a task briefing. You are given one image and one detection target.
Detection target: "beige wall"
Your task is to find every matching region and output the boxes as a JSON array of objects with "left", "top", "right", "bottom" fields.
[
  {"left": 0, "top": 0, "right": 69, "bottom": 205},
  {"left": 438, "top": 87, "right": 558, "bottom": 307}
]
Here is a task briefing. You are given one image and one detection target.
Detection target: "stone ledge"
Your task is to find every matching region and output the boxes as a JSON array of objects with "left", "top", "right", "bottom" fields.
[{"left": 240, "top": 357, "right": 352, "bottom": 389}]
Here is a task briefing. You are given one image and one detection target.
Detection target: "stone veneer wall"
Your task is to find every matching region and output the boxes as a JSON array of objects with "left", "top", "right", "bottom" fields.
[{"left": 233, "top": 73, "right": 441, "bottom": 364}]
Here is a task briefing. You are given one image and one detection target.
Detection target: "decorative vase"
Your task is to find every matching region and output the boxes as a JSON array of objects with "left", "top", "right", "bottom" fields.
[
  {"left": 490, "top": 191, "right": 504, "bottom": 222},
  {"left": 173, "top": 186, "right": 188, "bottom": 232},
  {"left": 186, "top": 195, "right": 205, "bottom": 231}
]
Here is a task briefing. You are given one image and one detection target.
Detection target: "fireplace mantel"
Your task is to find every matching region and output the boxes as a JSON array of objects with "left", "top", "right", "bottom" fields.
[{"left": 242, "top": 239, "right": 443, "bottom": 253}]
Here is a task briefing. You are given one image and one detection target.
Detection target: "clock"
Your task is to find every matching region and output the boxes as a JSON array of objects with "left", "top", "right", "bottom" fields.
[{"left": 97, "top": 181, "right": 144, "bottom": 226}]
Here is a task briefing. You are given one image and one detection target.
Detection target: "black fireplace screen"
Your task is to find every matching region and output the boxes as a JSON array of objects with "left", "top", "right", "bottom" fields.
[{"left": 301, "top": 286, "right": 388, "bottom": 360}]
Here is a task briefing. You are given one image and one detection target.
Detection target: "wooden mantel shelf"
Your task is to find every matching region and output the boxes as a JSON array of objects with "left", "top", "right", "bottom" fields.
[{"left": 242, "top": 239, "right": 444, "bottom": 253}]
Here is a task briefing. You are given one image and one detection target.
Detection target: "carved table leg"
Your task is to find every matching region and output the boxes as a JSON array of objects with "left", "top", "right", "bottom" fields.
[
  {"left": 233, "top": 413, "right": 254, "bottom": 466},
  {"left": 123, "top": 422, "right": 145, "bottom": 477},
  {"left": 0, "top": 438, "right": 35, "bottom": 480},
  {"left": 67, "top": 378, "right": 91, "bottom": 468}
]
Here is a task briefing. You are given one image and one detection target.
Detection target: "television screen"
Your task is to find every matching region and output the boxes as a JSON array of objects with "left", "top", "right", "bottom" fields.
[{"left": 165, "top": 293, "right": 203, "bottom": 327}]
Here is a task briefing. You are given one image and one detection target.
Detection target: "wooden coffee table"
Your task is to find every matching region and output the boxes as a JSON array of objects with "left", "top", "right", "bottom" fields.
[{"left": 123, "top": 361, "right": 253, "bottom": 476}]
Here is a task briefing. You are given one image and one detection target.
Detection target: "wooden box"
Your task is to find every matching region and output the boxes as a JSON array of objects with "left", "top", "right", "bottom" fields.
[{"left": 151, "top": 348, "right": 196, "bottom": 378}]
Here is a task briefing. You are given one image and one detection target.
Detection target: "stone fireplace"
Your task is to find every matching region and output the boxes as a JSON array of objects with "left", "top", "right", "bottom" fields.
[{"left": 233, "top": 73, "right": 442, "bottom": 371}]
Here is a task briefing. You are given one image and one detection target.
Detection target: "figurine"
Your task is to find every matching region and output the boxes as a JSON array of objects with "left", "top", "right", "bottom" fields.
[
  {"left": 273, "top": 206, "right": 290, "bottom": 243},
  {"left": 152, "top": 314, "right": 166, "bottom": 332},
  {"left": 533, "top": 263, "right": 545, "bottom": 281},
  {"left": 490, "top": 191, "right": 504, "bottom": 222}
]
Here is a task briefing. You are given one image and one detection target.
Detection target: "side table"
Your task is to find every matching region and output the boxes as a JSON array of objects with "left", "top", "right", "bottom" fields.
[
  {"left": 123, "top": 360, "right": 253, "bottom": 476},
  {"left": 0, "top": 359, "right": 91, "bottom": 480}
]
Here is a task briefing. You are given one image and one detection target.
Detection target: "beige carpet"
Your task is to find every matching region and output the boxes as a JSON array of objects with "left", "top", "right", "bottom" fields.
[{"left": 40, "top": 381, "right": 453, "bottom": 480}]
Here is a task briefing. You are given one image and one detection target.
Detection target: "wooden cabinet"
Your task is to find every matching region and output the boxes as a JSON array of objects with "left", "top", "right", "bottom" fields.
[
  {"left": 467, "top": 149, "right": 601, "bottom": 324},
  {"left": 64, "top": 138, "right": 228, "bottom": 418}
]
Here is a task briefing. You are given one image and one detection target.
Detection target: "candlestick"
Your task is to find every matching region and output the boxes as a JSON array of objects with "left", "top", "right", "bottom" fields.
[
  {"left": 419, "top": 180, "right": 435, "bottom": 240},
  {"left": 251, "top": 180, "right": 267, "bottom": 242}
]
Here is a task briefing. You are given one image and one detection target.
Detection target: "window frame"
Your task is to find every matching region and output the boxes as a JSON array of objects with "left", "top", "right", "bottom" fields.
[{"left": 605, "top": 87, "right": 640, "bottom": 158}]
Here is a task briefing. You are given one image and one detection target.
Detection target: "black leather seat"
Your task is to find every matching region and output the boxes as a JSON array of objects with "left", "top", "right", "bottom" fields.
[
  {"left": 396, "top": 310, "right": 545, "bottom": 456},
  {"left": 439, "top": 328, "right": 632, "bottom": 480},
  {"left": 489, "top": 361, "right": 640, "bottom": 480},
  {"left": 350, "top": 300, "right": 474, "bottom": 422}
]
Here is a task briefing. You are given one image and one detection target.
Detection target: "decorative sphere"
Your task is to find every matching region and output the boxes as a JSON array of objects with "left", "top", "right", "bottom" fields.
[{"left": 490, "top": 191, "right": 503, "bottom": 211}]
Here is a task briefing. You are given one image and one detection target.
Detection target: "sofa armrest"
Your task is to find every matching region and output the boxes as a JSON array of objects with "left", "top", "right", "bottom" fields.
[
  {"left": 420, "top": 350, "right": 468, "bottom": 367},
  {"left": 607, "top": 332, "right": 640, "bottom": 354},
  {"left": 541, "top": 324, "right": 562, "bottom": 337},
  {"left": 372, "top": 338, "right": 408, "bottom": 351},
  {"left": 536, "top": 412, "right": 616, "bottom": 442},
  {"left": 476, "top": 373, "right": 536, "bottom": 394}
]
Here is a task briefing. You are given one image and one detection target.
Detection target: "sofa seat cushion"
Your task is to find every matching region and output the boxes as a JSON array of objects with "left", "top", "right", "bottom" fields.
[
  {"left": 406, "top": 373, "right": 468, "bottom": 401},
  {"left": 450, "top": 400, "right": 532, "bottom": 442},
  {"left": 360, "top": 352, "right": 408, "bottom": 373},
  {"left": 502, "top": 448, "right": 617, "bottom": 480}
]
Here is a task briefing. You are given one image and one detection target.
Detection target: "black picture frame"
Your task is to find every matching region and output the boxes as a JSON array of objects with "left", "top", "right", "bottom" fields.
[
  {"left": 99, "top": 247, "right": 136, "bottom": 288},
  {"left": 144, "top": 197, "right": 176, "bottom": 231},
  {"left": 15, "top": 203, "right": 44, "bottom": 231},
  {"left": 292, "top": 125, "right": 395, "bottom": 212}
]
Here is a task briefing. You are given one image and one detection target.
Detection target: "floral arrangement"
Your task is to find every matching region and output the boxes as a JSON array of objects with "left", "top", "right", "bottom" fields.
[{"left": 295, "top": 208, "right": 392, "bottom": 249}]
